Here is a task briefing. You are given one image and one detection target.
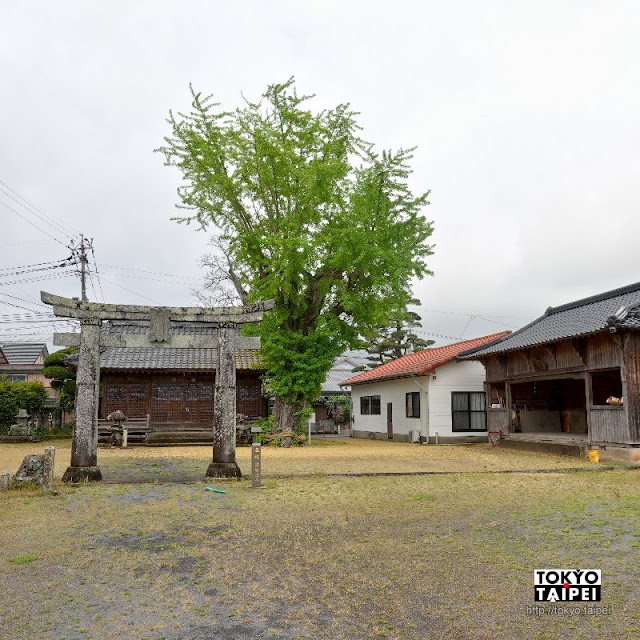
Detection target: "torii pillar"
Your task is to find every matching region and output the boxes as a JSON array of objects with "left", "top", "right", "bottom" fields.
[{"left": 41, "top": 292, "right": 273, "bottom": 482}]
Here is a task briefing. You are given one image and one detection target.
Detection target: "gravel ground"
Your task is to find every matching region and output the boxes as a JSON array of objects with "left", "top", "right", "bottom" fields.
[
  {"left": 0, "top": 437, "right": 604, "bottom": 483},
  {"left": 1, "top": 441, "right": 639, "bottom": 639}
]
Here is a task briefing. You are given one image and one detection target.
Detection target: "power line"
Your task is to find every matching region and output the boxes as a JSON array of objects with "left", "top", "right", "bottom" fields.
[
  {"left": 87, "top": 268, "right": 98, "bottom": 301},
  {"left": 0, "top": 258, "right": 73, "bottom": 273},
  {"left": 415, "top": 306, "right": 534, "bottom": 322},
  {"left": 0, "top": 292, "right": 49, "bottom": 309},
  {"left": 100, "top": 264, "right": 201, "bottom": 283},
  {"left": 98, "top": 269, "right": 201, "bottom": 286},
  {"left": 98, "top": 275, "right": 161, "bottom": 304},
  {"left": 0, "top": 262, "right": 76, "bottom": 279},
  {"left": 0, "top": 269, "right": 76, "bottom": 287},
  {"left": 0, "top": 179, "right": 79, "bottom": 238},
  {"left": 0, "top": 198, "right": 70, "bottom": 248},
  {"left": 89, "top": 245, "right": 105, "bottom": 302},
  {"left": 0, "top": 298, "right": 48, "bottom": 314}
]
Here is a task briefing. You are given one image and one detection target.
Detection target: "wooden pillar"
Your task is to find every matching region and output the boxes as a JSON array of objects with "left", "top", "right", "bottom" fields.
[
  {"left": 62, "top": 318, "right": 102, "bottom": 482},
  {"left": 206, "top": 322, "right": 241, "bottom": 478},
  {"left": 622, "top": 333, "right": 640, "bottom": 445},
  {"left": 505, "top": 382, "right": 513, "bottom": 434}
]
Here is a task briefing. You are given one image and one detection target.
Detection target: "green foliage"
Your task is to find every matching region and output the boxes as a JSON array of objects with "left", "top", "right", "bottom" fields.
[
  {"left": 357, "top": 303, "right": 435, "bottom": 369},
  {"left": 324, "top": 395, "right": 351, "bottom": 424},
  {"left": 254, "top": 415, "right": 304, "bottom": 446},
  {"left": 42, "top": 365, "right": 71, "bottom": 381},
  {"left": 0, "top": 380, "right": 17, "bottom": 432},
  {"left": 0, "top": 379, "right": 48, "bottom": 431},
  {"left": 44, "top": 347, "right": 75, "bottom": 368},
  {"left": 159, "top": 79, "right": 434, "bottom": 426},
  {"left": 58, "top": 380, "right": 76, "bottom": 412},
  {"left": 43, "top": 347, "right": 77, "bottom": 409}
]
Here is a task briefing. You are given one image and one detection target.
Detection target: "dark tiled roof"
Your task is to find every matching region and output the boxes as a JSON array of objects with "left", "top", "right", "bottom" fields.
[
  {"left": 0, "top": 343, "right": 48, "bottom": 365},
  {"left": 459, "top": 281, "right": 640, "bottom": 359},
  {"left": 99, "top": 347, "right": 262, "bottom": 371},
  {"left": 104, "top": 321, "right": 218, "bottom": 336},
  {"left": 322, "top": 369, "right": 356, "bottom": 394},
  {"left": 341, "top": 332, "right": 511, "bottom": 386}
]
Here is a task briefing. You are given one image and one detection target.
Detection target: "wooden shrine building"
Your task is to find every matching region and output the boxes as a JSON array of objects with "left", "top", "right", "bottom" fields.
[
  {"left": 459, "top": 282, "right": 640, "bottom": 456},
  {"left": 96, "top": 321, "right": 267, "bottom": 444}
]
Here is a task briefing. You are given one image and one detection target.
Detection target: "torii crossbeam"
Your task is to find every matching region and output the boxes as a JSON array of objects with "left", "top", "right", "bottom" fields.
[{"left": 41, "top": 292, "right": 274, "bottom": 482}]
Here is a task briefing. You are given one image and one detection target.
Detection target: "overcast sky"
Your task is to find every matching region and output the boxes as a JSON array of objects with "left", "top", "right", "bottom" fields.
[{"left": 1, "top": 1, "right": 639, "bottom": 349}]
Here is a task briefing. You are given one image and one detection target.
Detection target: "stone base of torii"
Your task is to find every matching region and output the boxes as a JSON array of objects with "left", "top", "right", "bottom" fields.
[{"left": 41, "top": 292, "right": 273, "bottom": 483}]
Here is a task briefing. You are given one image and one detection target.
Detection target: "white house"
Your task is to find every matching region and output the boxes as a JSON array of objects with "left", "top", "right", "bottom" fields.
[{"left": 341, "top": 332, "right": 509, "bottom": 443}]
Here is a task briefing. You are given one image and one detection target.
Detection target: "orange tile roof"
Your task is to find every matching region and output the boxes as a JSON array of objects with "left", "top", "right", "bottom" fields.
[{"left": 341, "top": 331, "right": 511, "bottom": 386}]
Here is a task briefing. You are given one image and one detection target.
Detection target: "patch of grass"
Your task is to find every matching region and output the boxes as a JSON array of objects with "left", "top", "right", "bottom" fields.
[{"left": 8, "top": 554, "right": 38, "bottom": 563}]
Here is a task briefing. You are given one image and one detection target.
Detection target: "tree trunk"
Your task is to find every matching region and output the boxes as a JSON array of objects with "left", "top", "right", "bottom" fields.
[{"left": 273, "top": 395, "right": 303, "bottom": 447}]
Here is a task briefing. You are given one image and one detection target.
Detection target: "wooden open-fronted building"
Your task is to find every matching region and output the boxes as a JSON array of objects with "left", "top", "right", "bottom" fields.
[{"left": 458, "top": 282, "right": 640, "bottom": 456}]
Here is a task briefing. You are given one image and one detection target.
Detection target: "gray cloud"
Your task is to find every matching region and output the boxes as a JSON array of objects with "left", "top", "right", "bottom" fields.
[{"left": 1, "top": 0, "right": 639, "bottom": 347}]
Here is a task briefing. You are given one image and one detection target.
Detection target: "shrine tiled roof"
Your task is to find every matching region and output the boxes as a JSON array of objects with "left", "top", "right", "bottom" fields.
[
  {"left": 103, "top": 321, "right": 218, "bottom": 336},
  {"left": 459, "top": 281, "right": 640, "bottom": 359},
  {"left": 98, "top": 347, "right": 262, "bottom": 371}
]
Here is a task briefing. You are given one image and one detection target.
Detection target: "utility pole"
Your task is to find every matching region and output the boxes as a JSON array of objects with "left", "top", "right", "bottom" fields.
[{"left": 69, "top": 235, "right": 93, "bottom": 302}]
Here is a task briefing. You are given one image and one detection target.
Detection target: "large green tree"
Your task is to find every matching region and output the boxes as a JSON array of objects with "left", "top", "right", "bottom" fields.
[{"left": 158, "top": 79, "right": 434, "bottom": 436}]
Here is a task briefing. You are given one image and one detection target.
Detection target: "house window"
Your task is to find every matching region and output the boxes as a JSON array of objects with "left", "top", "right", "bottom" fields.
[
  {"left": 406, "top": 392, "right": 420, "bottom": 418},
  {"left": 7, "top": 374, "right": 27, "bottom": 382},
  {"left": 452, "top": 392, "right": 487, "bottom": 431},
  {"left": 591, "top": 369, "right": 623, "bottom": 405},
  {"left": 360, "top": 395, "right": 381, "bottom": 415}
]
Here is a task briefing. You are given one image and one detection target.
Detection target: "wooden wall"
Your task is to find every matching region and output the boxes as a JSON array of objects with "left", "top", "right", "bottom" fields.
[
  {"left": 483, "top": 334, "right": 624, "bottom": 383},
  {"left": 622, "top": 333, "right": 640, "bottom": 444},
  {"left": 100, "top": 371, "right": 264, "bottom": 426},
  {"left": 590, "top": 407, "right": 628, "bottom": 445}
]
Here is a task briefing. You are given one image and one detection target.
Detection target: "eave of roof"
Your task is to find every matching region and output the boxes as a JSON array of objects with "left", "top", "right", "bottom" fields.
[
  {"left": 341, "top": 331, "right": 511, "bottom": 386},
  {"left": 459, "top": 281, "right": 640, "bottom": 359}
]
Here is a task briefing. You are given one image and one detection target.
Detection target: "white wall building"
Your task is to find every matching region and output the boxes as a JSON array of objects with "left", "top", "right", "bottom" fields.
[{"left": 341, "top": 332, "right": 509, "bottom": 443}]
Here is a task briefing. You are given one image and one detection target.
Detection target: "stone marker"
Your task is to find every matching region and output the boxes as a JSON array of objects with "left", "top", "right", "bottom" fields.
[
  {"left": 251, "top": 443, "right": 262, "bottom": 488},
  {"left": 0, "top": 473, "right": 9, "bottom": 491},
  {"left": 13, "top": 454, "right": 46, "bottom": 488},
  {"left": 12, "top": 447, "right": 56, "bottom": 490},
  {"left": 43, "top": 446, "right": 55, "bottom": 491}
]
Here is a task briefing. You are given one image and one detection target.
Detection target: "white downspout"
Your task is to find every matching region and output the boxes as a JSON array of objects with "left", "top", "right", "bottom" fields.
[{"left": 411, "top": 375, "right": 429, "bottom": 444}]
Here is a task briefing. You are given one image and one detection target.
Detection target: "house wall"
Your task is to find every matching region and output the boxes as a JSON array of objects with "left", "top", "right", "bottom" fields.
[
  {"left": 428, "top": 360, "right": 489, "bottom": 442},
  {"left": 351, "top": 377, "right": 428, "bottom": 442},
  {"left": 0, "top": 367, "right": 56, "bottom": 398},
  {"left": 350, "top": 360, "right": 489, "bottom": 443}
]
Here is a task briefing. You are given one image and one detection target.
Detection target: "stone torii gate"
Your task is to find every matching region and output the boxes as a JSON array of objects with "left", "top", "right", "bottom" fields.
[{"left": 41, "top": 291, "right": 274, "bottom": 483}]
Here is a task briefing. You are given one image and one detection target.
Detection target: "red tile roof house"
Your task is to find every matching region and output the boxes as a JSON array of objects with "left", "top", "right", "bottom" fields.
[{"left": 340, "top": 332, "right": 510, "bottom": 443}]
